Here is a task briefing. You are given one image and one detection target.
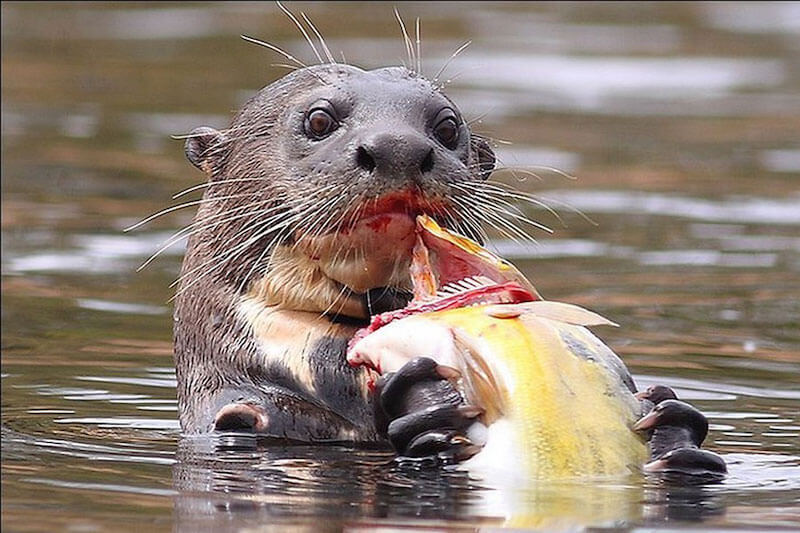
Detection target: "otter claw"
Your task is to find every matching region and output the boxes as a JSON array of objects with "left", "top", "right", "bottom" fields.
[
  {"left": 401, "top": 430, "right": 481, "bottom": 463},
  {"left": 387, "top": 404, "right": 483, "bottom": 453},
  {"left": 436, "top": 364, "right": 462, "bottom": 380},
  {"left": 404, "top": 430, "right": 467, "bottom": 457}
]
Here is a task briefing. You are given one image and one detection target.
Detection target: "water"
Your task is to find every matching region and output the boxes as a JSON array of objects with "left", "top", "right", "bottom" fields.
[{"left": 2, "top": 2, "right": 799, "bottom": 531}]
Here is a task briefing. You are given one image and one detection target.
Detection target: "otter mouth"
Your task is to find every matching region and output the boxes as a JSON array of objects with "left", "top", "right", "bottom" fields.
[
  {"left": 291, "top": 190, "right": 451, "bottom": 294},
  {"left": 347, "top": 215, "right": 540, "bottom": 359},
  {"left": 332, "top": 189, "right": 449, "bottom": 233}
]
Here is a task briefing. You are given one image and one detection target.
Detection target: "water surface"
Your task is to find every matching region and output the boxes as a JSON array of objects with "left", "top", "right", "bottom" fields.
[{"left": 2, "top": 2, "right": 799, "bottom": 531}]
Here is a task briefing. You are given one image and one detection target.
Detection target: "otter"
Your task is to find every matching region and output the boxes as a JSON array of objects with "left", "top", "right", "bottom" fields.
[
  {"left": 173, "top": 58, "right": 724, "bottom": 474},
  {"left": 175, "top": 62, "right": 494, "bottom": 443}
]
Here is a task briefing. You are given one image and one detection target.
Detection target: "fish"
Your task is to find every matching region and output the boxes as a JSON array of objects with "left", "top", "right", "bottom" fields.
[{"left": 348, "top": 215, "right": 648, "bottom": 479}]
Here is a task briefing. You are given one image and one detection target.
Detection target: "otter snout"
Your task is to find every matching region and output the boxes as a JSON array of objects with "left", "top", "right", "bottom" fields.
[{"left": 356, "top": 130, "right": 435, "bottom": 178}]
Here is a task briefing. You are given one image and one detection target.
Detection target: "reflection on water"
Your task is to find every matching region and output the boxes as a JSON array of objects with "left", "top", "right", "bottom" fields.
[
  {"left": 2, "top": 1, "right": 800, "bottom": 531},
  {"left": 170, "top": 436, "right": 730, "bottom": 531}
]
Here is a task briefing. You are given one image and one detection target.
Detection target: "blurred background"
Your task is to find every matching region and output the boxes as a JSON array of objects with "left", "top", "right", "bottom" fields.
[{"left": 2, "top": 2, "right": 799, "bottom": 531}]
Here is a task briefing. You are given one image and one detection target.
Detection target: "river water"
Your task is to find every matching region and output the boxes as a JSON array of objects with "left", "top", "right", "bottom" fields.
[{"left": 2, "top": 2, "right": 799, "bottom": 531}]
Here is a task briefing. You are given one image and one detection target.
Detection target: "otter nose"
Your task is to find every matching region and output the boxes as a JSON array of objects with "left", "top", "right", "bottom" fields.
[{"left": 356, "top": 131, "right": 434, "bottom": 176}]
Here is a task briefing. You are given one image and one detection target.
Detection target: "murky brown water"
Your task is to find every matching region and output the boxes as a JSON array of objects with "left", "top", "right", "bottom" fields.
[{"left": 2, "top": 2, "right": 799, "bottom": 531}]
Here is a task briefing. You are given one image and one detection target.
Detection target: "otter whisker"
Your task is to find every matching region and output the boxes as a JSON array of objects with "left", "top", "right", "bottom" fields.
[
  {"left": 236, "top": 229, "right": 281, "bottom": 297},
  {"left": 171, "top": 210, "right": 302, "bottom": 299},
  {"left": 276, "top": 1, "right": 324, "bottom": 65},
  {"left": 200, "top": 124, "right": 278, "bottom": 156},
  {"left": 172, "top": 177, "right": 271, "bottom": 199},
  {"left": 454, "top": 181, "right": 557, "bottom": 231},
  {"left": 438, "top": 208, "right": 463, "bottom": 236},
  {"left": 170, "top": 124, "right": 250, "bottom": 140},
  {"left": 415, "top": 17, "right": 422, "bottom": 75},
  {"left": 275, "top": 2, "right": 325, "bottom": 65},
  {"left": 300, "top": 11, "right": 335, "bottom": 64},
  {"left": 291, "top": 191, "right": 346, "bottom": 252},
  {"left": 489, "top": 166, "right": 593, "bottom": 223},
  {"left": 443, "top": 202, "right": 488, "bottom": 244},
  {"left": 477, "top": 198, "right": 553, "bottom": 235},
  {"left": 493, "top": 164, "right": 546, "bottom": 183},
  {"left": 462, "top": 207, "right": 520, "bottom": 244},
  {"left": 468, "top": 177, "right": 594, "bottom": 227},
  {"left": 451, "top": 194, "right": 532, "bottom": 244},
  {"left": 271, "top": 63, "right": 304, "bottom": 72},
  {"left": 138, "top": 199, "right": 285, "bottom": 272},
  {"left": 437, "top": 65, "right": 483, "bottom": 89},
  {"left": 334, "top": 192, "right": 367, "bottom": 237},
  {"left": 171, "top": 199, "right": 314, "bottom": 289},
  {"left": 293, "top": 182, "right": 353, "bottom": 243},
  {"left": 307, "top": 198, "right": 348, "bottom": 242},
  {"left": 241, "top": 34, "right": 307, "bottom": 69},
  {"left": 503, "top": 164, "right": 578, "bottom": 182},
  {"left": 394, "top": 7, "right": 415, "bottom": 73},
  {"left": 319, "top": 270, "right": 354, "bottom": 319},
  {"left": 458, "top": 177, "right": 561, "bottom": 220},
  {"left": 456, "top": 189, "right": 543, "bottom": 237},
  {"left": 433, "top": 40, "right": 471, "bottom": 84},
  {"left": 529, "top": 192, "right": 598, "bottom": 226},
  {"left": 466, "top": 111, "right": 490, "bottom": 127},
  {"left": 124, "top": 192, "right": 256, "bottom": 232},
  {"left": 452, "top": 198, "right": 517, "bottom": 243},
  {"left": 454, "top": 199, "right": 491, "bottom": 243}
]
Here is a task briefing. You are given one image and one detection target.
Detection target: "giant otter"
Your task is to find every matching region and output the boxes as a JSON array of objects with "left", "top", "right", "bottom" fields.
[
  {"left": 173, "top": 58, "right": 723, "bottom": 474},
  {"left": 175, "top": 62, "right": 493, "bottom": 443}
]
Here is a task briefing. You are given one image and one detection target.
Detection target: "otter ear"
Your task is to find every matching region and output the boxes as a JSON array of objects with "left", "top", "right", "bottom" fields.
[
  {"left": 184, "top": 126, "right": 227, "bottom": 175},
  {"left": 471, "top": 136, "right": 495, "bottom": 180}
]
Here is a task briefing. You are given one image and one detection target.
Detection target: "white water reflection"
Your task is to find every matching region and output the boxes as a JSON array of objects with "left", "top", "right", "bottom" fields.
[
  {"left": 701, "top": 2, "right": 800, "bottom": 35},
  {"left": 4, "top": 232, "right": 184, "bottom": 274},
  {"left": 76, "top": 299, "right": 167, "bottom": 315},
  {"left": 494, "top": 146, "right": 581, "bottom": 174},
  {"left": 759, "top": 149, "right": 800, "bottom": 173},
  {"left": 469, "top": 13, "right": 682, "bottom": 55},
  {"left": 538, "top": 190, "right": 800, "bottom": 225},
  {"left": 55, "top": 417, "right": 180, "bottom": 431},
  {"left": 638, "top": 250, "right": 778, "bottom": 268},
  {"left": 458, "top": 54, "right": 785, "bottom": 109}
]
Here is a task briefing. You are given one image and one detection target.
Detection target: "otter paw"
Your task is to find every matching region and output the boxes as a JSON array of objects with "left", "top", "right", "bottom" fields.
[
  {"left": 374, "top": 356, "right": 481, "bottom": 462},
  {"left": 634, "top": 389, "right": 727, "bottom": 477}
]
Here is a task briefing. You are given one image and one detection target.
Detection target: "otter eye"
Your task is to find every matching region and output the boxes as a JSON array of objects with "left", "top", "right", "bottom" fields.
[
  {"left": 434, "top": 115, "right": 459, "bottom": 149},
  {"left": 305, "top": 108, "right": 338, "bottom": 139}
]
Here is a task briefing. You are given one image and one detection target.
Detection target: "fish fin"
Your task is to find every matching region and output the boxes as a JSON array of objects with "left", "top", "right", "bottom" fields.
[
  {"left": 451, "top": 328, "right": 507, "bottom": 424},
  {"left": 410, "top": 234, "right": 438, "bottom": 300},
  {"left": 509, "top": 301, "right": 619, "bottom": 328}
]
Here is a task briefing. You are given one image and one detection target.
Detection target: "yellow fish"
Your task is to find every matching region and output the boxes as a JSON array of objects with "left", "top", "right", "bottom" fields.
[{"left": 348, "top": 215, "right": 648, "bottom": 479}]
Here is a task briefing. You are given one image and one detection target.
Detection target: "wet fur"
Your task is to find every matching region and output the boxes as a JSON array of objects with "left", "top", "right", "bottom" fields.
[{"left": 174, "top": 64, "right": 495, "bottom": 438}]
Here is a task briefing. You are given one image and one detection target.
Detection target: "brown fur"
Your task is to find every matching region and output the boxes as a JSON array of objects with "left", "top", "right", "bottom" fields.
[{"left": 174, "top": 63, "right": 494, "bottom": 437}]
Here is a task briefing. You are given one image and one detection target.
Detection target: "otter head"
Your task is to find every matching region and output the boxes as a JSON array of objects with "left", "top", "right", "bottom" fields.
[{"left": 183, "top": 64, "right": 495, "bottom": 319}]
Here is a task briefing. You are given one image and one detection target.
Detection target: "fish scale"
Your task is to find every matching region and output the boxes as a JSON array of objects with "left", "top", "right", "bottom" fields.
[{"left": 420, "top": 305, "right": 648, "bottom": 478}]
